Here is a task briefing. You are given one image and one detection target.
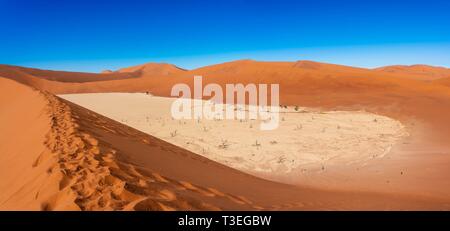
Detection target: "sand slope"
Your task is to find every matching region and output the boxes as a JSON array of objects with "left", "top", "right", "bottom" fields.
[
  {"left": 117, "top": 62, "right": 186, "bottom": 76},
  {"left": 2, "top": 77, "right": 449, "bottom": 210},
  {"left": 435, "top": 77, "right": 450, "bottom": 88},
  {"left": 0, "top": 64, "right": 141, "bottom": 83},
  {"left": 0, "top": 78, "right": 77, "bottom": 210},
  {"left": 374, "top": 64, "right": 450, "bottom": 81}
]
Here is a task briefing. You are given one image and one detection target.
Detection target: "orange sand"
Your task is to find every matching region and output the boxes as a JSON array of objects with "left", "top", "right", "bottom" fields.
[{"left": 1, "top": 60, "right": 450, "bottom": 210}]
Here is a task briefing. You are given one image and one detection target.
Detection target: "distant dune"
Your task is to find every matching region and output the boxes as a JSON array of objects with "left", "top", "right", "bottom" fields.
[
  {"left": 117, "top": 62, "right": 186, "bottom": 76},
  {"left": 2, "top": 60, "right": 450, "bottom": 95},
  {"left": 374, "top": 64, "right": 450, "bottom": 81},
  {"left": 1, "top": 60, "right": 450, "bottom": 210},
  {"left": 0, "top": 64, "right": 141, "bottom": 83}
]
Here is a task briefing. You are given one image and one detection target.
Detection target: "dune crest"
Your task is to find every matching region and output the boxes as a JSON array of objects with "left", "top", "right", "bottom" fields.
[{"left": 117, "top": 62, "right": 186, "bottom": 76}]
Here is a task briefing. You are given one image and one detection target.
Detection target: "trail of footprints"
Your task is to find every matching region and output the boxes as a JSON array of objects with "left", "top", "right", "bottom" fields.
[{"left": 37, "top": 93, "right": 263, "bottom": 211}]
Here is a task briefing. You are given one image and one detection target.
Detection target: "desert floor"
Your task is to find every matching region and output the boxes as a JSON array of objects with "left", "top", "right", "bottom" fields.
[{"left": 60, "top": 93, "right": 415, "bottom": 194}]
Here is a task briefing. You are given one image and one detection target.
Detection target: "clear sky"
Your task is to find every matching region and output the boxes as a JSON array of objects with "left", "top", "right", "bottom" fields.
[{"left": 1, "top": 0, "right": 449, "bottom": 72}]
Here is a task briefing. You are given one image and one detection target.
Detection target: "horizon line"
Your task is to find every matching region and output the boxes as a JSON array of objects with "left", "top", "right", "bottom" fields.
[{"left": 2, "top": 58, "right": 450, "bottom": 74}]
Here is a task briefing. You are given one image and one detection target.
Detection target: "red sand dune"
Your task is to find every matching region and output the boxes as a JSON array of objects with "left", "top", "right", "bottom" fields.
[
  {"left": 434, "top": 77, "right": 450, "bottom": 87},
  {"left": 374, "top": 64, "right": 450, "bottom": 81},
  {"left": 1, "top": 60, "right": 450, "bottom": 210},
  {"left": 0, "top": 64, "right": 140, "bottom": 83},
  {"left": 117, "top": 62, "right": 186, "bottom": 76}
]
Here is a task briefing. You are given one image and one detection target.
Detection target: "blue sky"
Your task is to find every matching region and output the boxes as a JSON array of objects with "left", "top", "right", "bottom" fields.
[{"left": 1, "top": 0, "right": 449, "bottom": 72}]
